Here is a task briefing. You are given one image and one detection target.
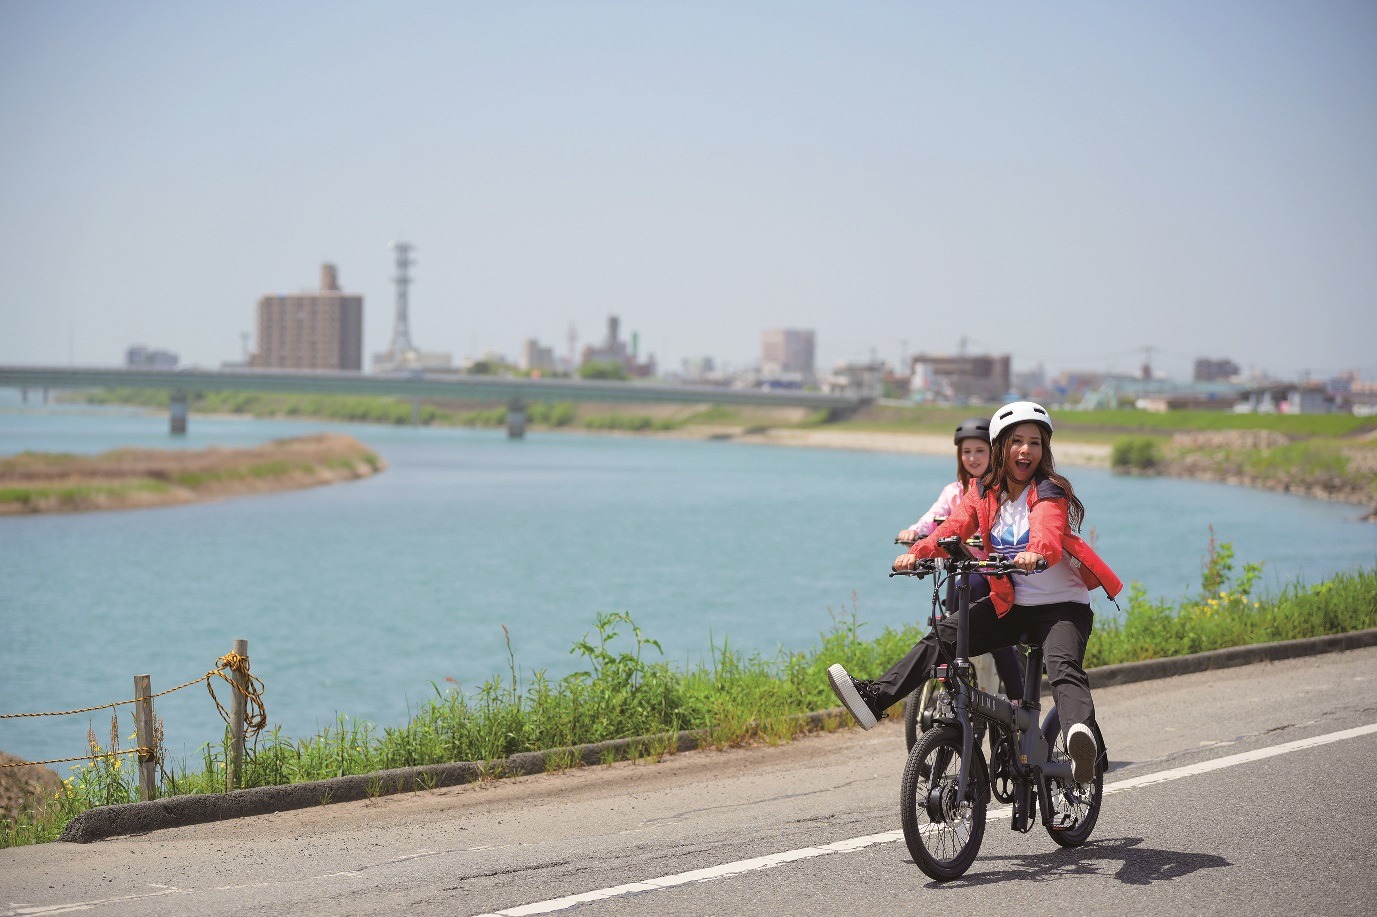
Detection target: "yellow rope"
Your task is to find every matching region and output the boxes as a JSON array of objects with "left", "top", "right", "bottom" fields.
[
  {"left": 1, "top": 699, "right": 138, "bottom": 720},
  {"left": 0, "top": 653, "right": 267, "bottom": 769},
  {"left": 0, "top": 747, "right": 152, "bottom": 769},
  {"left": 204, "top": 652, "right": 267, "bottom": 737},
  {"left": 0, "top": 654, "right": 264, "bottom": 723},
  {"left": 0, "top": 675, "right": 205, "bottom": 719}
]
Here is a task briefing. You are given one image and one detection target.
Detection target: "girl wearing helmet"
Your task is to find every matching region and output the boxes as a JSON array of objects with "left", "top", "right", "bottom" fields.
[
  {"left": 829, "top": 401, "right": 1121, "bottom": 784},
  {"left": 897, "top": 417, "right": 991, "bottom": 542},
  {"left": 896, "top": 418, "right": 1025, "bottom": 702}
]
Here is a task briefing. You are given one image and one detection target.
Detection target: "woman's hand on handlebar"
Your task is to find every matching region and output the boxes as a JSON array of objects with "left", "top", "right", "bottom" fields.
[
  {"left": 895, "top": 529, "right": 919, "bottom": 546},
  {"left": 1012, "top": 551, "right": 1046, "bottom": 572}
]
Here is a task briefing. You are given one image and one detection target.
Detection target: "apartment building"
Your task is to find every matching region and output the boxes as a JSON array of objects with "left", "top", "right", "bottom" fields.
[{"left": 251, "top": 263, "right": 363, "bottom": 371}]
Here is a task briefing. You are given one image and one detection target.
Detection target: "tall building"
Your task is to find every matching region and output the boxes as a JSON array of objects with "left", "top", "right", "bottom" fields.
[
  {"left": 1194, "top": 358, "right": 1240, "bottom": 382},
  {"left": 910, "top": 352, "right": 1011, "bottom": 403},
  {"left": 580, "top": 315, "right": 656, "bottom": 377},
  {"left": 761, "top": 329, "right": 815, "bottom": 382},
  {"left": 251, "top": 264, "right": 363, "bottom": 371},
  {"left": 521, "top": 338, "right": 556, "bottom": 373},
  {"left": 126, "top": 344, "right": 178, "bottom": 368}
]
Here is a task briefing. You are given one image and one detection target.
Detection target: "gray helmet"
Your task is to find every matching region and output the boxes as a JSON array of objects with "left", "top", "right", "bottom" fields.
[{"left": 953, "top": 417, "right": 991, "bottom": 445}]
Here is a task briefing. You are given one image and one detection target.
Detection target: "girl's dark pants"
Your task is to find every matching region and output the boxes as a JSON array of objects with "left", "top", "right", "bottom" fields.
[{"left": 875, "top": 599, "right": 1096, "bottom": 734}]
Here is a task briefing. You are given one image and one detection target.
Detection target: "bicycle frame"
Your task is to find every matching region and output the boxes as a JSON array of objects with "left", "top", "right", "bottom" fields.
[{"left": 925, "top": 559, "right": 1073, "bottom": 832}]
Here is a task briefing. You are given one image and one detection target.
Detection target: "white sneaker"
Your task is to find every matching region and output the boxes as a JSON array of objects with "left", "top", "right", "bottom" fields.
[
  {"left": 827, "top": 663, "right": 881, "bottom": 730},
  {"left": 1066, "top": 723, "right": 1097, "bottom": 783}
]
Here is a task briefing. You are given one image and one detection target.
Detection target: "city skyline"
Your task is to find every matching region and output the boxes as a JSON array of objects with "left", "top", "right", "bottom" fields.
[{"left": 2, "top": 2, "right": 1375, "bottom": 383}]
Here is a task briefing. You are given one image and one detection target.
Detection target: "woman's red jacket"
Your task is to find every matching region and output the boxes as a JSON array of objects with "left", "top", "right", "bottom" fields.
[{"left": 909, "top": 477, "right": 1124, "bottom": 616}]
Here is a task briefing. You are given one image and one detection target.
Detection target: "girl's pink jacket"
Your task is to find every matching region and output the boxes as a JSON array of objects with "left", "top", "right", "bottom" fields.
[{"left": 909, "top": 477, "right": 1123, "bottom": 616}]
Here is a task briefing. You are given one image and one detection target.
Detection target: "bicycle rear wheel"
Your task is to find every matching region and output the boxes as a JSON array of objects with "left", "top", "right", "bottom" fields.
[
  {"left": 900, "top": 725, "right": 987, "bottom": 881},
  {"left": 1040, "top": 707, "right": 1103, "bottom": 847},
  {"left": 904, "top": 667, "right": 982, "bottom": 753},
  {"left": 903, "top": 680, "right": 936, "bottom": 752}
]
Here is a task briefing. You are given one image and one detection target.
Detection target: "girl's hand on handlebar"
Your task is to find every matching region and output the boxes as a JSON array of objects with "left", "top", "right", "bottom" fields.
[
  {"left": 1013, "top": 551, "right": 1045, "bottom": 572},
  {"left": 896, "top": 529, "right": 919, "bottom": 545},
  {"left": 893, "top": 553, "right": 923, "bottom": 573}
]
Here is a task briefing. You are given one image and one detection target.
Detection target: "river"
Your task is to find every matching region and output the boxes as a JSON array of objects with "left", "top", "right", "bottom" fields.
[{"left": 2, "top": 396, "right": 1375, "bottom": 769}]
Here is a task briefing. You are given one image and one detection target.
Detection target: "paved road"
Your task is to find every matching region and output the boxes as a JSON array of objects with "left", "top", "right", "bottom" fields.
[{"left": 4, "top": 647, "right": 1375, "bottom": 916}]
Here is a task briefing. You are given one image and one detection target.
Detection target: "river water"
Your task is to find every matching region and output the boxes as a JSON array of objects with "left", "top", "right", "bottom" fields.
[{"left": 3, "top": 396, "right": 1375, "bottom": 769}]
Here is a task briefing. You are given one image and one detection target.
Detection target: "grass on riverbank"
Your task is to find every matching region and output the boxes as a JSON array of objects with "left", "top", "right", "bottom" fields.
[
  {"left": 834, "top": 402, "right": 1375, "bottom": 440},
  {"left": 4, "top": 539, "right": 1376, "bottom": 847},
  {"left": 1109, "top": 430, "right": 1377, "bottom": 517},
  {"left": 0, "top": 435, "right": 384, "bottom": 514}
]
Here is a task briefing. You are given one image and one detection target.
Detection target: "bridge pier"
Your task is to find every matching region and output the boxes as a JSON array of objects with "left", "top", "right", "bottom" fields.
[
  {"left": 507, "top": 398, "right": 526, "bottom": 439},
  {"left": 169, "top": 389, "right": 188, "bottom": 435},
  {"left": 412, "top": 396, "right": 421, "bottom": 426}
]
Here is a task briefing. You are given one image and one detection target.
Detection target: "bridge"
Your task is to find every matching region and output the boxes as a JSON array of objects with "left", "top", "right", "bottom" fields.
[{"left": 0, "top": 365, "right": 870, "bottom": 438}]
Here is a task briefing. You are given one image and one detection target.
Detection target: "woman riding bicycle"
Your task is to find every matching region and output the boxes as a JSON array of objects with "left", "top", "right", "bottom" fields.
[
  {"left": 898, "top": 417, "right": 1026, "bottom": 702},
  {"left": 829, "top": 401, "right": 1123, "bottom": 783}
]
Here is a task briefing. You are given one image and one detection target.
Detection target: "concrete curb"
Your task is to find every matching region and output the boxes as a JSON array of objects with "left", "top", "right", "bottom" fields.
[
  {"left": 59, "top": 629, "right": 1377, "bottom": 843},
  {"left": 1084, "top": 626, "right": 1377, "bottom": 688},
  {"left": 58, "top": 710, "right": 845, "bottom": 843}
]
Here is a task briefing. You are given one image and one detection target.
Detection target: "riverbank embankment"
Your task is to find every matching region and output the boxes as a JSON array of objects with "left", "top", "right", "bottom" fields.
[
  {"left": 0, "top": 433, "right": 384, "bottom": 515},
  {"left": 1157, "top": 429, "right": 1377, "bottom": 520},
  {"left": 46, "top": 389, "right": 1377, "bottom": 516},
  {"left": 685, "top": 425, "right": 1112, "bottom": 467}
]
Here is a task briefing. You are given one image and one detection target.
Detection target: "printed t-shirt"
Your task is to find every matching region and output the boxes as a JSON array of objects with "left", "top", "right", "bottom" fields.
[{"left": 987, "top": 488, "right": 1090, "bottom": 606}]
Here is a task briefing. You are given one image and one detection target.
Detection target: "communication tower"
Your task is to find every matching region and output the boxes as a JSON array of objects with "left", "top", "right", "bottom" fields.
[
  {"left": 386, "top": 241, "right": 416, "bottom": 359},
  {"left": 371, "top": 241, "right": 452, "bottom": 372}
]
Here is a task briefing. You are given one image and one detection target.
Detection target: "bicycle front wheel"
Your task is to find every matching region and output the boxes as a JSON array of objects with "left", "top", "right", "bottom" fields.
[{"left": 900, "top": 725, "right": 987, "bottom": 881}]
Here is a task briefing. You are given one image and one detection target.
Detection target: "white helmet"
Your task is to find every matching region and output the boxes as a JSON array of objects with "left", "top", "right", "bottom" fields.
[{"left": 989, "top": 401, "right": 1053, "bottom": 442}]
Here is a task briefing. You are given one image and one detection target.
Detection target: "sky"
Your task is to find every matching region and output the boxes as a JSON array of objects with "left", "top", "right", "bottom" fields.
[{"left": 2, "top": 1, "right": 1374, "bottom": 382}]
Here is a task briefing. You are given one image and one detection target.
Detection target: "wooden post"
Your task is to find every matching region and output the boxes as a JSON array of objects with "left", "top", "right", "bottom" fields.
[
  {"left": 228, "top": 638, "right": 249, "bottom": 791},
  {"left": 169, "top": 388, "right": 188, "bottom": 435},
  {"left": 133, "top": 674, "right": 157, "bottom": 802}
]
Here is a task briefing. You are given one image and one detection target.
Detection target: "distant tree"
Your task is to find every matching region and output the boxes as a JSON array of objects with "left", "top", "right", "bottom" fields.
[{"left": 579, "top": 360, "right": 629, "bottom": 381}]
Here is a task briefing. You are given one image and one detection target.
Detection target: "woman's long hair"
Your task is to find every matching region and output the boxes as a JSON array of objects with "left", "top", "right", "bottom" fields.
[{"left": 983, "top": 425, "right": 1086, "bottom": 531}]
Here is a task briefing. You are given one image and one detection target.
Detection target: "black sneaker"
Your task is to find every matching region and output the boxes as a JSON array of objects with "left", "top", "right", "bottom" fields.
[{"left": 827, "top": 663, "right": 887, "bottom": 730}]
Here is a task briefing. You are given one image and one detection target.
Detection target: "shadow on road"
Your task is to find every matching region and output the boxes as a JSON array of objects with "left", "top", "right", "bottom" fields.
[{"left": 925, "top": 836, "right": 1231, "bottom": 888}]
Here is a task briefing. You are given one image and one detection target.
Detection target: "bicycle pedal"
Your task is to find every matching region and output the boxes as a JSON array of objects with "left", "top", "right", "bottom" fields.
[{"left": 1049, "top": 813, "right": 1077, "bottom": 832}]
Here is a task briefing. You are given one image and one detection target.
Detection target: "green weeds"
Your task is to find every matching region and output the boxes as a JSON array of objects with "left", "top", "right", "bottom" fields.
[
  {"left": 582, "top": 414, "right": 678, "bottom": 432},
  {"left": 1086, "top": 532, "right": 1377, "bottom": 665},
  {"left": 1111, "top": 436, "right": 1163, "bottom": 472},
  {"left": 0, "top": 480, "right": 172, "bottom": 510}
]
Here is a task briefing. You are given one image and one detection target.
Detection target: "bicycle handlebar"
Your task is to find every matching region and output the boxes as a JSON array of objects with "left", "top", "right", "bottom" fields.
[{"left": 889, "top": 556, "right": 1048, "bottom": 578}]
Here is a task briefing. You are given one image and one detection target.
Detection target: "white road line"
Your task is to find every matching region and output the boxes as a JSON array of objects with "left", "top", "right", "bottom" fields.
[{"left": 472, "top": 722, "right": 1377, "bottom": 917}]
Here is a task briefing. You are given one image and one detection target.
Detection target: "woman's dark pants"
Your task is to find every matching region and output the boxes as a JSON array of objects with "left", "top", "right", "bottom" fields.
[{"left": 875, "top": 600, "right": 1096, "bottom": 734}]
